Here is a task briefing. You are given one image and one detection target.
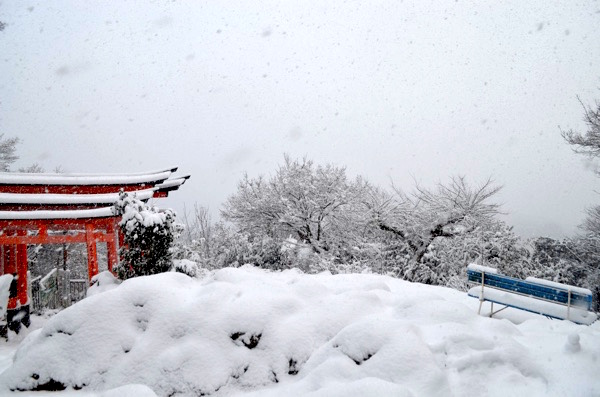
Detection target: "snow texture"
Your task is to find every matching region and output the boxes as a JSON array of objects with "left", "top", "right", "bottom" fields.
[
  {"left": 1, "top": 267, "right": 599, "bottom": 396},
  {"left": 120, "top": 206, "right": 169, "bottom": 232},
  {"left": 0, "top": 189, "right": 155, "bottom": 204},
  {"left": 0, "top": 170, "right": 173, "bottom": 185},
  {"left": 564, "top": 333, "right": 581, "bottom": 354},
  {"left": 0, "top": 207, "right": 114, "bottom": 220},
  {"left": 155, "top": 177, "right": 189, "bottom": 190},
  {"left": 466, "top": 263, "right": 498, "bottom": 274},
  {"left": 524, "top": 277, "right": 593, "bottom": 295}
]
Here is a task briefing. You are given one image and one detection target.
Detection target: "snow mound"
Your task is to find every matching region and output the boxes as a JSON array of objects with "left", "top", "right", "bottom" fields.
[
  {"left": 87, "top": 271, "right": 121, "bottom": 297},
  {"left": 0, "top": 274, "right": 13, "bottom": 318},
  {"left": 1, "top": 266, "right": 599, "bottom": 396}
]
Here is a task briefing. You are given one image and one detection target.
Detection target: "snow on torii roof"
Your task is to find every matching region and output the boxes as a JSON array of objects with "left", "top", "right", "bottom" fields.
[
  {"left": 154, "top": 176, "right": 190, "bottom": 196},
  {"left": 0, "top": 207, "right": 115, "bottom": 220},
  {"left": 0, "top": 167, "right": 189, "bottom": 196},
  {"left": 0, "top": 167, "right": 189, "bottom": 221},
  {"left": 0, "top": 189, "right": 156, "bottom": 205},
  {"left": 0, "top": 167, "right": 177, "bottom": 186}
]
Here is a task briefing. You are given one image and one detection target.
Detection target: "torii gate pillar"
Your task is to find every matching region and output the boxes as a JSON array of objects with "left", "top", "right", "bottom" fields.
[{"left": 2, "top": 230, "right": 30, "bottom": 334}]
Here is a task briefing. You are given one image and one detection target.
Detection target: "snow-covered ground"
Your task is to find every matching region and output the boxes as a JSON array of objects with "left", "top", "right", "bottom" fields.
[{"left": 0, "top": 266, "right": 599, "bottom": 396}]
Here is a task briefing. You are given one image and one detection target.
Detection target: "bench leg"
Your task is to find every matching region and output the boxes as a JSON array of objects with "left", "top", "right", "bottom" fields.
[
  {"left": 477, "top": 273, "right": 486, "bottom": 315},
  {"left": 489, "top": 305, "right": 508, "bottom": 317}
]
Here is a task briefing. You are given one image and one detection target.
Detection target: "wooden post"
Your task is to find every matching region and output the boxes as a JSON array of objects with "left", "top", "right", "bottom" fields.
[
  {"left": 107, "top": 239, "right": 118, "bottom": 274},
  {"left": 15, "top": 229, "right": 30, "bottom": 328},
  {"left": 567, "top": 290, "right": 571, "bottom": 321},
  {"left": 64, "top": 269, "right": 71, "bottom": 307},
  {"left": 106, "top": 219, "right": 119, "bottom": 273},
  {"left": 118, "top": 226, "right": 125, "bottom": 261},
  {"left": 62, "top": 242, "right": 68, "bottom": 270},
  {"left": 477, "top": 271, "right": 485, "bottom": 315},
  {"left": 85, "top": 223, "right": 98, "bottom": 283},
  {"left": 5, "top": 235, "right": 17, "bottom": 311},
  {"left": 16, "top": 230, "right": 28, "bottom": 307}
]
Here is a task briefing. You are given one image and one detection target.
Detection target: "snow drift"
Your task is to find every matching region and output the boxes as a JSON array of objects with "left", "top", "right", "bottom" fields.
[{"left": 0, "top": 266, "right": 598, "bottom": 396}]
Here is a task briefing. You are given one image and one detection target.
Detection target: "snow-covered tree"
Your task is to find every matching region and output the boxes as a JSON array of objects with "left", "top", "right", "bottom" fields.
[
  {"left": 526, "top": 237, "right": 583, "bottom": 283},
  {"left": 571, "top": 236, "right": 600, "bottom": 311},
  {"left": 369, "top": 176, "right": 502, "bottom": 265},
  {"left": 222, "top": 155, "right": 368, "bottom": 254},
  {"left": 113, "top": 191, "right": 178, "bottom": 280},
  {"left": 418, "top": 221, "right": 527, "bottom": 288}
]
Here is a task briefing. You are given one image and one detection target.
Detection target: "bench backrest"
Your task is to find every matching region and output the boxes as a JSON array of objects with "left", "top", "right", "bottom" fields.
[{"left": 467, "top": 269, "right": 593, "bottom": 311}]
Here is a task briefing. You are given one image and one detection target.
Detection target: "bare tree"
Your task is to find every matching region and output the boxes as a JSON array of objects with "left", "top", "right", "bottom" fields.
[
  {"left": 560, "top": 96, "right": 600, "bottom": 307},
  {"left": 191, "top": 204, "right": 213, "bottom": 258},
  {"left": 561, "top": 96, "right": 600, "bottom": 236},
  {"left": 370, "top": 176, "right": 502, "bottom": 263},
  {"left": 580, "top": 205, "right": 600, "bottom": 236},
  {"left": 561, "top": 97, "right": 600, "bottom": 160},
  {"left": 0, "top": 134, "right": 19, "bottom": 172},
  {"left": 18, "top": 163, "right": 45, "bottom": 173}
]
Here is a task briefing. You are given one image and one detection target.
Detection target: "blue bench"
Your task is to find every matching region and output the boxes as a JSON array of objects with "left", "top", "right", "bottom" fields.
[{"left": 466, "top": 264, "right": 597, "bottom": 325}]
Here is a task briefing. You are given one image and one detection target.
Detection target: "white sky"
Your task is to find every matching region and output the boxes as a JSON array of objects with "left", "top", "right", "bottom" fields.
[{"left": 1, "top": 0, "right": 599, "bottom": 238}]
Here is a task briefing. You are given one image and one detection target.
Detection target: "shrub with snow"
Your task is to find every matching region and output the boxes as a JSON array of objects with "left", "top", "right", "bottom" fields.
[
  {"left": 113, "top": 191, "right": 178, "bottom": 280},
  {"left": 172, "top": 259, "right": 200, "bottom": 278}
]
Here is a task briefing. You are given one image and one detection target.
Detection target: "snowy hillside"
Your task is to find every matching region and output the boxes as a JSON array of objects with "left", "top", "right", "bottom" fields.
[{"left": 1, "top": 266, "right": 598, "bottom": 396}]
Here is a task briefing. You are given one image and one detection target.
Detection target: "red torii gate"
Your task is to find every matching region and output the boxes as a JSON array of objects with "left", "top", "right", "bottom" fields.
[{"left": 0, "top": 168, "right": 189, "bottom": 333}]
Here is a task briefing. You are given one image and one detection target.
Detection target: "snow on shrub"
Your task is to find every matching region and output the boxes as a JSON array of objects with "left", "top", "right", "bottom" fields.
[
  {"left": 172, "top": 259, "right": 200, "bottom": 278},
  {"left": 113, "top": 191, "right": 179, "bottom": 280},
  {"left": 87, "top": 271, "right": 121, "bottom": 297},
  {"left": 0, "top": 267, "right": 598, "bottom": 396}
]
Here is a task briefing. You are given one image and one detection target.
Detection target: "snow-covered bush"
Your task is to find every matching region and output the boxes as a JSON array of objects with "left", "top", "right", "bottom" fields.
[
  {"left": 525, "top": 237, "right": 582, "bottom": 284},
  {"left": 172, "top": 259, "right": 200, "bottom": 277},
  {"left": 88, "top": 271, "right": 120, "bottom": 297},
  {"left": 572, "top": 236, "right": 600, "bottom": 311},
  {"left": 113, "top": 191, "right": 178, "bottom": 280}
]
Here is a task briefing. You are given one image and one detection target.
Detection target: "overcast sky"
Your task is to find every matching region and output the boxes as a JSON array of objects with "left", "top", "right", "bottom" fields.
[{"left": 1, "top": 1, "right": 600, "bottom": 238}]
